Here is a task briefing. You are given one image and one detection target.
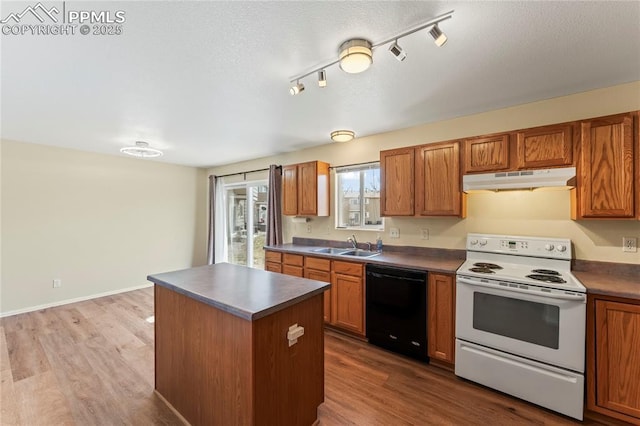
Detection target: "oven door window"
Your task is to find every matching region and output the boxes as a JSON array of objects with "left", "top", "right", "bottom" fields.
[{"left": 473, "top": 292, "right": 560, "bottom": 349}]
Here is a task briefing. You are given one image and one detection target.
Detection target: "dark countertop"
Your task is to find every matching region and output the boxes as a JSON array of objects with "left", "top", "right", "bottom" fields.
[
  {"left": 574, "top": 271, "right": 640, "bottom": 301},
  {"left": 148, "top": 262, "right": 330, "bottom": 321},
  {"left": 264, "top": 243, "right": 465, "bottom": 274}
]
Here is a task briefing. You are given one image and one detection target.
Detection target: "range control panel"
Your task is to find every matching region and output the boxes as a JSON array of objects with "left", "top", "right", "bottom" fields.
[{"left": 467, "top": 233, "right": 572, "bottom": 260}]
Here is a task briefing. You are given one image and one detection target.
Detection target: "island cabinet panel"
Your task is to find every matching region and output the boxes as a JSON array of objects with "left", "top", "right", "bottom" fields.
[
  {"left": 254, "top": 295, "right": 324, "bottom": 426},
  {"left": 415, "top": 141, "right": 462, "bottom": 217},
  {"left": 304, "top": 256, "right": 332, "bottom": 323},
  {"left": 427, "top": 273, "right": 456, "bottom": 365},
  {"left": 331, "top": 261, "right": 365, "bottom": 336},
  {"left": 154, "top": 285, "right": 254, "bottom": 426},
  {"left": 516, "top": 123, "right": 574, "bottom": 169},
  {"left": 462, "top": 133, "right": 510, "bottom": 173},
  {"left": 380, "top": 147, "right": 415, "bottom": 216},
  {"left": 282, "top": 161, "right": 330, "bottom": 216},
  {"left": 587, "top": 295, "right": 640, "bottom": 425},
  {"left": 577, "top": 113, "right": 635, "bottom": 218}
]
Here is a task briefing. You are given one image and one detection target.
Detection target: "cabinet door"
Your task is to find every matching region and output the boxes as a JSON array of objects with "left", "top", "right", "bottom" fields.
[
  {"left": 282, "top": 265, "right": 303, "bottom": 277},
  {"left": 579, "top": 114, "right": 635, "bottom": 218},
  {"left": 282, "top": 165, "right": 299, "bottom": 216},
  {"left": 463, "top": 134, "right": 510, "bottom": 173},
  {"left": 305, "top": 268, "right": 332, "bottom": 323},
  {"left": 380, "top": 148, "right": 414, "bottom": 216},
  {"left": 331, "top": 273, "right": 364, "bottom": 335},
  {"left": 516, "top": 124, "right": 573, "bottom": 169},
  {"left": 297, "top": 161, "right": 318, "bottom": 216},
  {"left": 415, "top": 142, "right": 462, "bottom": 217},
  {"left": 427, "top": 273, "right": 456, "bottom": 364},
  {"left": 265, "top": 262, "right": 282, "bottom": 273},
  {"left": 594, "top": 300, "right": 640, "bottom": 420}
]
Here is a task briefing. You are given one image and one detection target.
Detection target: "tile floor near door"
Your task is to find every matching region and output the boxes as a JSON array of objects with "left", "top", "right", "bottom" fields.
[{"left": 1, "top": 288, "right": 605, "bottom": 425}]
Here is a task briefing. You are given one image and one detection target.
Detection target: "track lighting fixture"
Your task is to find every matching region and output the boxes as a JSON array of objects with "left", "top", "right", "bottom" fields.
[
  {"left": 429, "top": 24, "right": 447, "bottom": 47},
  {"left": 331, "top": 130, "right": 355, "bottom": 143},
  {"left": 318, "top": 70, "right": 327, "bottom": 87},
  {"left": 289, "top": 81, "right": 305, "bottom": 96},
  {"left": 388, "top": 40, "right": 406, "bottom": 62},
  {"left": 287, "top": 10, "right": 453, "bottom": 95},
  {"left": 120, "top": 141, "right": 163, "bottom": 158}
]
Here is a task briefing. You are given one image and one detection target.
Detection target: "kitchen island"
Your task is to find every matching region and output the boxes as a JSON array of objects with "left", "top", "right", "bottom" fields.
[{"left": 147, "top": 262, "right": 330, "bottom": 426}]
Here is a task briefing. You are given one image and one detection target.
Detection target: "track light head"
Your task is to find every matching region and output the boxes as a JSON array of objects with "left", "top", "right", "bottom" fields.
[
  {"left": 388, "top": 41, "right": 406, "bottom": 62},
  {"left": 289, "top": 81, "right": 305, "bottom": 96},
  {"left": 338, "top": 39, "right": 373, "bottom": 74},
  {"left": 429, "top": 24, "right": 447, "bottom": 47},
  {"left": 318, "top": 70, "right": 327, "bottom": 88}
]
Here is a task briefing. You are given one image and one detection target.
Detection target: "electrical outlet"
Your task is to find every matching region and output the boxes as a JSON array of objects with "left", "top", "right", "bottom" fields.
[
  {"left": 623, "top": 237, "right": 637, "bottom": 253},
  {"left": 53, "top": 279, "right": 62, "bottom": 288},
  {"left": 306, "top": 224, "right": 312, "bottom": 233},
  {"left": 421, "top": 229, "right": 429, "bottom": 240},
  {"left": 390, "top": 227, "right": 400, "bottom": 238}
]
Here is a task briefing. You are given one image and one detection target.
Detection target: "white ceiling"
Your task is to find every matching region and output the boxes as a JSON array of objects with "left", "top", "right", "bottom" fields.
[{"left": 1, "top": 1, "right": 639, "bottom": 168}]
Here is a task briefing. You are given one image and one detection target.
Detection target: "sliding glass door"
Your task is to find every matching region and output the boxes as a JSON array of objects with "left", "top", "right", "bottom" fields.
[{"left": 225, "top": 181, "right": 268, "bottom": 269}]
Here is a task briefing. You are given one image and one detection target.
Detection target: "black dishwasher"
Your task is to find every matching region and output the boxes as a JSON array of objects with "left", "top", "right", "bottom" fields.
[{"left": 366, "top": 264, "right": 428, "bottom": 361}]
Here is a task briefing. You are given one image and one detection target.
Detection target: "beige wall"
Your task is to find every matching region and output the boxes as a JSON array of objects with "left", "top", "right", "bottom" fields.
[
  {"left": 209, "top": 81, "right": 640, "bottom": 265},
  {"left": 1, "top": 140, "right": 208, "bottom": 314}
]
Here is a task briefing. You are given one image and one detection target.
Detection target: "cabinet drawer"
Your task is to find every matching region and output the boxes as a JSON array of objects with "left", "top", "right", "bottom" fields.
[
  {"left": 332, "top": 260, "right": 363, "bottom": 277},
  {"left": 282, "top": 265, "right": 303, "bottom": 277},
  {"left": 265, "top": 251, "right": 282, "bottom": 263},
  {"left": 305, "top": 256, "right": 331, "bottom": 272},
  {"left": 283, "top": 253, "right": 303, "bottom": 266},
  {"left": 265, "top": 262, "right": 282, "bottom": 273}
]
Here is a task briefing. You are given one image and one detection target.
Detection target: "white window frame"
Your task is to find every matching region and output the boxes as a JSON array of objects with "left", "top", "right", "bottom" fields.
[{"left": 334, "top": 162, "right": 384, "bottom": 232}]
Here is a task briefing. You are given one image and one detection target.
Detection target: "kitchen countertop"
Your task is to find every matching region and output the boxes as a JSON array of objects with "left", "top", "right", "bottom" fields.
[
  {"left": 264, "top": 243, "right": 465, "bottom": 274},
  {"left": 574, "top": 271, "right": 640, "bottom": 301},
  {"left": 147, "top": 262, "right": 330, "bottom": 320}
]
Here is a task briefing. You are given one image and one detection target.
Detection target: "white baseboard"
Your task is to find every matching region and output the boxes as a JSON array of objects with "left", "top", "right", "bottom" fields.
[{"left": 0, "top": 283, "right": 153, "bottom": 318}]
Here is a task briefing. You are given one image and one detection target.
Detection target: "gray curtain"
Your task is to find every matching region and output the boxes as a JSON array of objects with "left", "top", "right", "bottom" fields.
[
  {"left": 266, "top": 165, "right": 283, "bottom": 246},
  {"left": 206, "top": 175, "right": 215, "bottom": 265}
]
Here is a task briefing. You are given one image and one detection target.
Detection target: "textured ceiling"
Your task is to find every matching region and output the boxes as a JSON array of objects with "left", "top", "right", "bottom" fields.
[{"left": 1, "top": 1, "right": 639, "bottom": 167}]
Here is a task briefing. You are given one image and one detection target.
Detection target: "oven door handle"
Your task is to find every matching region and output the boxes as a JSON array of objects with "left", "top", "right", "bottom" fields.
[{"left": 456, "top": 276, "right": 586, "bottom": 301}]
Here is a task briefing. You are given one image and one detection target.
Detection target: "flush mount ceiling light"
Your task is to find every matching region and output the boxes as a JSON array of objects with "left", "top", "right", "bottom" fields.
[
  {"left": 331, "top": 130, "right": 355, "bottom": 143},
  {"left": 389, "top": 40, "right": 407, "bottom": 61},
  {"left": 429, "top": 24, "right": 448, "bottom": 47},
  {"left": 287, "top": 10, "right": 453, "bottom": 95},
  {"left": 338, "top": 39, "right": 373, "bottom": 74},
  {"left": 120, "top": 141, "right": 163, "bottom": 158}
]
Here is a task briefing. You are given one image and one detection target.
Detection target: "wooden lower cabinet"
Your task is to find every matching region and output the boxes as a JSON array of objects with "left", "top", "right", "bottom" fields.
[
  {"left": 282, "top": 253, "right": 304, "bottom": 277},
  {"left": 587, "top": 295, "right": 640, "bottom": 424},
  {"left": 331, "top": 261, "right": 365, "bottom": 336},
  {"left": 427, "top": 273, "right": 456, "bottom": 365},
  {"left": 304, "top": 256, "right": 332, "bottom": 323}
]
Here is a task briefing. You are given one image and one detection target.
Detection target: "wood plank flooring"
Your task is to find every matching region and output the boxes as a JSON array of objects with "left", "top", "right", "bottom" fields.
[{"left": 0, "top": 288, "right": 609, "bottom": 425}]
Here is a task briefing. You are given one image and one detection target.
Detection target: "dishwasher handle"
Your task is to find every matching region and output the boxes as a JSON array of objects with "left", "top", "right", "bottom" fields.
[{"left": 366, "top": 271, "right": 426, "bottom": 283}]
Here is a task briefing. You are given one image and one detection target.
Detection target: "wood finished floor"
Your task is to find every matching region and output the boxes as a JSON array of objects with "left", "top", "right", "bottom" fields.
[{"left": 0, "top": 288, "right": 607, "bottom": 425}]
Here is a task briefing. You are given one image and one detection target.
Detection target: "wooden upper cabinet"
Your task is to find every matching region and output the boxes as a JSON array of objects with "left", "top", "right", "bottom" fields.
[
  {"left": 516, "top": 123, "right": 574, "bottom": 169},
  {"left": 463, "top": 133, "right": 510, "bottom": 173},
  {"left": 415, "top": 141, "right": 462, "bottom": 217},
  {"left": 282, "top": 161, "right": 330, "bottom": 216},
  {"left": 577, "top": 113, "right": 635, "bottom": 218},
  {"left": 380, "top": 147, "right": 414, "bottom": 216}
]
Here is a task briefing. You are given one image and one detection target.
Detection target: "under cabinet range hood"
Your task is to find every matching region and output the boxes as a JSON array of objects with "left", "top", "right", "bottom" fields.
[{"left": 463, "top": 167, "right": 576, "bottom": 192}]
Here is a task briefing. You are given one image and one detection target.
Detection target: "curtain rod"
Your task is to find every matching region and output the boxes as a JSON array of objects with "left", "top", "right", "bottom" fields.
[
  {"left": 213, "top": 165, "right": 281, "bottom": 179},
  {"left": 329, "top": 160, "right": 379, "bottom": 170}
]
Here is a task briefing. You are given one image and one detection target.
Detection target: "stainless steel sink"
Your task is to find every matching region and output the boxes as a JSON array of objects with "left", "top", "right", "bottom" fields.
[
  {"left": 311, "top": 247, "right": 350, "bottom": 255},
  {"left": 339, "top": 250, "right": 380, "bottom": 258}
]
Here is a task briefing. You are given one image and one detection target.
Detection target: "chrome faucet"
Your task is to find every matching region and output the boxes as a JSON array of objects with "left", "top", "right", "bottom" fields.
[{"left": 348, "top": 234, "right": 358, "bottom": 249}]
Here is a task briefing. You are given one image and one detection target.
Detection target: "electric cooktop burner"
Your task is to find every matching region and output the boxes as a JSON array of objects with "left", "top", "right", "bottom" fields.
[
  {"left": 526, "top": 274, "right": 567, "bottom": 284},
  {"left": 473, "top": 262, "right": 503, "bottom": 270},
  {"left": 470, "top": 267, "right": 496, "bottom": 274},
  {"left": 531, "top": 269, "right": 560, "bottom": 275}
]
